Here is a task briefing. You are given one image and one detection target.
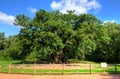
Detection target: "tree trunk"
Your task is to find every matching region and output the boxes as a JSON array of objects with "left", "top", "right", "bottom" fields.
[{"left": 53, "top": 52, "right": 59, "bottom": 64}]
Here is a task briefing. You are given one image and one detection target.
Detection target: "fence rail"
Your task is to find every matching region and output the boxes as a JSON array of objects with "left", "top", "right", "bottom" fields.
[{"left": 0, "top": 63, "right": 120, "bottom": 75}]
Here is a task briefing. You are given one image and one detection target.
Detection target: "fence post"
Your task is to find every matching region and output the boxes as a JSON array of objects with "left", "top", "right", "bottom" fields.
[
  {"left": 76, "top": 63, "right": 78, "bottom": 74},
  {"left": 90, "top": 63, "right": 92, "bottom": 74},
  {"left": 62, "top": 63, "right": 64, "bottom": 75},
  {"left": 8, "top": 63, "right": 11, "bottom": 73},
  {"left": 22, "top": 63, "right": 24, "bottom": 73},
  {"left": 0, "top": 64, "right": 1, "bottom": 72},
  {"left": 49, "top": 63, "right": 51, "bottom": 74},
  {"left": 115, "top": 64, "right": 117, "bottom": 72},
  {"left": 34, "top": 63, "right": 36, "bottom": 75}
]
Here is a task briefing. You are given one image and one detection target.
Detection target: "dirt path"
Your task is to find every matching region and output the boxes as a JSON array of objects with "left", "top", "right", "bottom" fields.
[{"left": 0, "top": 73, "right": 120, "bottom": 79}]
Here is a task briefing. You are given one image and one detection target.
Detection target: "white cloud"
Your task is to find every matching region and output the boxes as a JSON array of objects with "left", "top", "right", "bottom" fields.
[
  {"left": 104, "top": 20, "right": 116, "bottom": 23},
  {"left": 51, "top": 0, "right": 101, "bottom": 14},
  {"left": 0, "top": 12, "right": 15, "bottom": 25},
  {"left": 28, "top": 7, "right": 37, "bottom": 13}
]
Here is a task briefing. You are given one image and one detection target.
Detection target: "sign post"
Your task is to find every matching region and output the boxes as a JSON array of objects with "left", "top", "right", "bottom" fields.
[{"left": 101, "top": 62, "right": 107, "bottom": 73}]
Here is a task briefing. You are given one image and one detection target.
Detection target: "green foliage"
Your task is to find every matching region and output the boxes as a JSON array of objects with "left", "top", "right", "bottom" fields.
[
  {"left": 13, "top": 9, "right": 112, "bottom": 63},
  {"left": 1, "top": 9, "right": 120, "bottom": 63},
  {"left": 0, "top": 33, "right": 6, "bottom": 50},
  {"left": 0, "top": 34, "right": 21, "bottom": 60}
]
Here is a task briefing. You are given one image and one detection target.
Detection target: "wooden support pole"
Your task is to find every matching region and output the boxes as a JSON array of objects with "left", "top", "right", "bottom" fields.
[
  {"left": 34, "top": 63, "right": 36, "bottom": 75},
  {"left": 90, "top": 63, "right": 92, "bottom": 74},
  {"left": 115, "top": 64, "right": 117, "bottom": 72},
  {"left": 62, "top": 63, "right": 64, "bottom": 75},
  {"left": 22, "top": 63, "right": 24, "bottom": 73},
  {"left": 8, "top": 63, "right": 11, "bottom": 73},
  {"left": 76, "top": 63, "right": 78, "bottom": 74}
]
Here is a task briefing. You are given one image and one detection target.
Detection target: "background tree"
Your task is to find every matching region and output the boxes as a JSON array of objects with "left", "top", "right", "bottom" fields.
[
  {"left": 104, "top": 22, "right": 120, "bottom": 63},
  {"left": 0, "top": 33, "right": 21, "bottom": 60},
  {"left": 0, "top": 33, "right": 6, "bottom": 50}
]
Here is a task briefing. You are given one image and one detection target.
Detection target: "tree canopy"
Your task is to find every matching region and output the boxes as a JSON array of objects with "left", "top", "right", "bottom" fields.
[{"left": 1, "top": 9, "right": 120, "bottom": 63}]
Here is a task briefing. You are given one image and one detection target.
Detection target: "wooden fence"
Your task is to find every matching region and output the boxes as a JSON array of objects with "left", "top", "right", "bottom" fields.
[{"left": 0, "top": 63, "right": 120, "bottom": 75}]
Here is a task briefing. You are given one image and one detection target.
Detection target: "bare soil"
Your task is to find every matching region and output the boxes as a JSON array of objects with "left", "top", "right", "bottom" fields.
[
  {"left": 0, "top": 73, "right": 120, "bottom": 79},
  {"left": 12, "top": 64, "right": 92, "bottom": 70}
]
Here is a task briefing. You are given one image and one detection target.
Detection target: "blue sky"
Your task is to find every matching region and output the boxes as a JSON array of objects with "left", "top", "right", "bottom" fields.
[{"left": 0, "top": 0, "right": 120, "bottom": 37}]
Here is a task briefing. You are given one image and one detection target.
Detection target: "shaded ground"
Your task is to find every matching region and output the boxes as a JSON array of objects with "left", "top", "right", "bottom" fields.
[{"left": 0, "top": 73, "right": 120, "bottom": 79}]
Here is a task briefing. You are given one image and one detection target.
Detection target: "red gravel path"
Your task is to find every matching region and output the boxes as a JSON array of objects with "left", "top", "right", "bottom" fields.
[{"left": 0, "top": 73, "right": 120, "bottom": 79}]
